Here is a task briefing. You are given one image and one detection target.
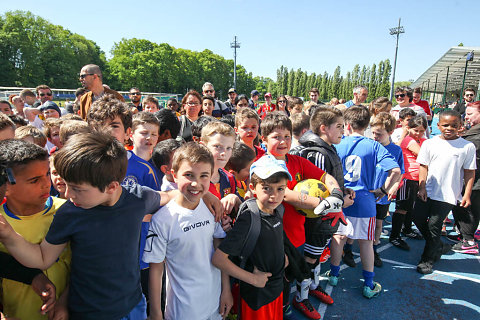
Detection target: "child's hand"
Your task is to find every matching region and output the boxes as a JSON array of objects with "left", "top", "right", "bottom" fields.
[
  {"left": 243, "top": 190, "right": 254, "bottom": 200},
  {"left": 0, "top": 214, "right": 15, "bottom": 243},
  {"left": 221, "top": 215, "right": 232, "bottom": 232},
  {"left": 343, "top": 193, "right": 354, "bottom": 208},
  {"left": 50, "top": 303, "right": 68, "bottom": 320},
  {"left": 220, "top": 194, "right": 240, "bottom": 216},
  {"left": 252, "top": 267, "right": 272, "bottom": 288},
  {"left": 203, "top": 192, "right": 224, "bottom": 222},
  {"left": 219, "top": 287, "right": 233, "bottom": 318},
  {"left": 31, "top": 273, "right": 56, "bottom": 315},
  {"left": 284, "top": 254, "right": 289, "bottom": 268},
  {"left": 417, "top": 188, "right": 427, "bottom": 202},
  {"left": 460, "top": 195, "right": 471, "bottom": 208}
]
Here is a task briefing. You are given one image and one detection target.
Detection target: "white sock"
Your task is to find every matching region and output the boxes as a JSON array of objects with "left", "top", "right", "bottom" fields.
[
  {"left": 296, "top": 279, "right": 311, "bottom": 301},
  {"left": 310, "top": 263, "right": 322, "bottom": 290}
]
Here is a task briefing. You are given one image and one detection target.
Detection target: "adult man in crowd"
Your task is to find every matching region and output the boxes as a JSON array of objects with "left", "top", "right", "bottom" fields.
[
  {"left": 36, "top": 85, "right": 54, "bottom": 104},
  {"left": 412, "top": 87, "right": 432, "bottom": 122},
  {"left": 129, "top": 87, "right": 143, "bottom": 112},
  {"left": 454, "top": 87, "right": 476, "bottom": 116},
  {"left": 202, "top": 82, "right": 230, "bottom": 117},
  {"left": 345, "top": 85, "right": 368, "bottom": 108},
  {"left": 225, "top": 88, "right": 237, "bottom": 111},
  {"left": 79, "top": 64, "right": 124, "bottom": 119},
  {"left": 257, "top": 92, "right": 276, "bottom": 119},
  {"left": 450, "top": 101, "right": 480, "bottom": 255},
  {"left": 19, "top": 89, "right": 37, "bottom": 107},
  {"left": 249, "top": 90, "right": 260, "bottom": 109},
  {"left": 309, "top": 88, "right": 320, "bottom": 104}
]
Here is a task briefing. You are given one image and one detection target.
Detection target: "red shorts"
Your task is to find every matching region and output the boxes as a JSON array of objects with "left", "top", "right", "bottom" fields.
[{"left": 240, "top": 292, "right": 283, "bottom": 320}]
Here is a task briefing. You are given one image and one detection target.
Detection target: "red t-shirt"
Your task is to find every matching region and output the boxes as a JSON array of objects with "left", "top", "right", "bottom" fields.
[
  {"left": 280, "top": 154, "right": 326, "bottom": 247},
  {"left": 414, "top": 100, "right": 431, "bottom": 116},
  {"left": 254, "top": 145, "right": 266, "bottom": 161},
  {"left": 257, "top": 103, "right": 276, "bottom": 120},
  {"left": 400, "top": 135, "right": 426, "bottom": 181}
]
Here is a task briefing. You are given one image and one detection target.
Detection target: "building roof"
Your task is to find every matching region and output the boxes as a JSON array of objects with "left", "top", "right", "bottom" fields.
[{"left": 411, "top": 46, "right": 480, "bottom": 94}]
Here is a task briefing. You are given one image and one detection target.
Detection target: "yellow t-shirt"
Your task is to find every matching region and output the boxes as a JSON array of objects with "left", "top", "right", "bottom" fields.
[{"left": 0, "top": 197, "right": 71, "bottom": 320}]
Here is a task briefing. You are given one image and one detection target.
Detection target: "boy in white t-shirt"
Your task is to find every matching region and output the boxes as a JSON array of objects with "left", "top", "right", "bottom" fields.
[
  {"left": 143, "top": 142, "right": 232, "bottom": 320},
  {"left": 414, "top": 110, "right": 476, "bottom": 274}
]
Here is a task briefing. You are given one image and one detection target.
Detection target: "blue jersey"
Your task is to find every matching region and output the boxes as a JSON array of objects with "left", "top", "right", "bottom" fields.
[
  {"left": 336, "top": 136, "right": 399, "bottom": 218},
  {"left": 122, "top": 150, "right": 161, "bottom": 270},
  {"left": 374, "top": 142, "right": 405, "bottom": 205}
]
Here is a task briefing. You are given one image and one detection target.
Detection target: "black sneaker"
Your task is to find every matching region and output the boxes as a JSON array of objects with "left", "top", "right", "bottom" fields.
[
  {"left": 389, "top": 237, "right": 410, "bottom": 251},
  {"left": 342, "top": 249, "right": 356, "bottom": 268},
  {"left": 417, "top": 261, "right": 433, "bottom": 274},
  {"left": 402, "top": 229, "right": 423, "bottom": 240},
  {"left": 374, "top": 251, "right": 383, "bottom": 267},
  {"left": 446, "top": 234, "right": 462, "bottom": 243}
]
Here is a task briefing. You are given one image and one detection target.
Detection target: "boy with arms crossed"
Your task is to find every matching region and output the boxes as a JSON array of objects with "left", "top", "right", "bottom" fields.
[{"left": 144, "top": 142, "right": 232, "bottom": 320}]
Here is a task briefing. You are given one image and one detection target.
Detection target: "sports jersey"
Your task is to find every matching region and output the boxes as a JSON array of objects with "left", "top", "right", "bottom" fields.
[
  {"left": 336, "top": 135, "right": 399, "bottom": 218},
  {"left": 123, "top": 150, "right": 160, "bottom": 270},
  {"left": 373, "top": 141, "right": 405, "bottom": 205},
  {"left": 257, "top": 103, "right": 276, "bottom": 120},
  {"left": 277, "top": 154, "right": 326, "bottom": 247},
  {"left": 142, "top": 199, "right": 225, "bottom": 320},
  {"left": 209, "top": 168, "right": 238, "bottom": 200},
  {"left": 45, "top": 184, "right": 161, "bottom": 320},
  {"left": 0, "top": 197, "right": 70, "bottom": 320},
  {"left": 414, "top": 99, "right": 432, "bottom": 116},
  {"left": 254, "top": 145, "right": 266, "bottom": 161},
  {"left": 400, "top": 136, "right": 425, "bottom": 181}
]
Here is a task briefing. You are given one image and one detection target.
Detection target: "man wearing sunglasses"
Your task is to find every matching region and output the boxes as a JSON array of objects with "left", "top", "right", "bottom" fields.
[
  {"left": 454, "top": 87, "right": 476, "bottom": 117},
  {"left": 78, "top": 64, "right": 124, "bottom": 119},
  {"left": 202, "top": 82, "right": 231, "bottom": 118},
  {"left": 35, "top": 85, "right": 54, "bottom": 104},
  {"left": 128, "top": 87, "right": 143, "bottom": 112}
]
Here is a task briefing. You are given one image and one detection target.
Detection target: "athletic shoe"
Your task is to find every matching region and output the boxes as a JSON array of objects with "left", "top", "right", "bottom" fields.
[
  {"left": 319, "top": 247, "right": 331, "bottom": 263},
  {"left": 441, "top": 224, "right": 447, "bottom": 236},
  {"left": 417, "top": 261, "right": 433, "bottom": 274},
  {"left": 474, "top": 230, "right": 480, "bottom": 241},
  {"left": 389, "top": 237, "right": 410, "bottom": 251},
  {"left": 309, "top": 286, "right": 334, "bottom": 305},
  {"left": 452, "top": 241, "right": 479, "bottom": 254},
  {"left": 374, "top": 251, "right": 383, "bottom": 267},
  {"left": 446, "top": 234, "right": 462, "bottom": 243},
  {"left": 362, "top": 282, "right": 382, "bottom": 299},
  {"left": 325, "top": 270, "right": 339, "bottom": 287},
  {"left": 283, "top": 304, "right": 299, "bottom": 320},
  {"left": 342, "top": 249, "right": 356, "bottom": 268},
  {"left": 402, "top": 229, "right": 423, "bottom": 240},
  {"left": 381, "top": 229, "right": 389, "bottom": 236},
  {"left": 293, "top": 298, "right": 321, "bottom": 320}
]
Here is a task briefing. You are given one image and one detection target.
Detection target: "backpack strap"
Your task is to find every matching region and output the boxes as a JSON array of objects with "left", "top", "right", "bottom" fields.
[{"left": 238, "top": 199, "right": 262, "bottom": 269}]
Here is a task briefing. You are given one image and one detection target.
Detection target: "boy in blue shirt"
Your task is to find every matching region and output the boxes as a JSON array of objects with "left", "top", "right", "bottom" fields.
[
  {"left": 329, "top": 106, "right": 401, "bottom": 298},
  {"left": 0, "top": 131, "right": 221, "bottom": 319}
]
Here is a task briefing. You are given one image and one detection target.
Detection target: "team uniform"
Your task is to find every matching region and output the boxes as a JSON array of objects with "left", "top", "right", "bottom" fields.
[
  {"left": 219, "top": 201, "right": 285, "bottom": 319},
  {"left": 0, "top": 197, "right": 70, "bottom": 320},
  {"left": 336, "top": 135, "right": 399, "bottom": 240},
  {"left": 45, "top": 185, "right": 161, "bottom": 320},
  {"left": 413, "top": 136, "right": 476, "bottom": 264},
  {"left": 142, "top": 199, "right": 226, "bottom": 320}
]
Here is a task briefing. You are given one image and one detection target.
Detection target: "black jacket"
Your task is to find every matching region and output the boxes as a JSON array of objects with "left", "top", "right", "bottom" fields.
[{"left": 462, "top": 124, "right": 480, "bottom": 190}]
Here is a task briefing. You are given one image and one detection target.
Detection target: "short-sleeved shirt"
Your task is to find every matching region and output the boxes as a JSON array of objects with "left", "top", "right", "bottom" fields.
[
  {"left": 142, "top": 199, "right": 225, "bottom": 320},
  {"left": 373, "top": 142, "right": 405, "bottom": 205},
  {"left": 219, "top": 202, "right": 284, "bottom": 310},
  {"left": 336, "top": 136, "right": 399, "bottom": 218},
  {"left": 276, "top": 154, "right": 326, "bottom": 247},
  {"left": 1, "top": 197, "right": 70, "bottom": 320},
  {"left": 414, "top": 99, "right": 432, "bottom": 116},
  {"left": 417, "top": 136, "right": 477, "bottom": 205},
  {"left": 45, "top": 185, "right": 161, "bottom": 320},
  {"left": 400, "top": 136, "right": 425, "bottom": 181}
]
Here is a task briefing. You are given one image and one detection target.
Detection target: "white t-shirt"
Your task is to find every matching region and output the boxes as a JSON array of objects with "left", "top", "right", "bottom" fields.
[
  {"left": 391, "top": 127, "right": 403, "bottom": 143},
  {"left": 160, "top": 175, "right": 177, "bottom": 191},
  {"left": 142, "top": 199, "right": 225, "bottom": 320},
  {"left": 417, "top": 136, "right": 477, "bottom": 205}
]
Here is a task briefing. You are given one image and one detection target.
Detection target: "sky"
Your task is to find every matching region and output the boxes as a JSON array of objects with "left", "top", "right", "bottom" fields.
[{"left": 2, "top": 0, "right": 479, "bottom": 83}]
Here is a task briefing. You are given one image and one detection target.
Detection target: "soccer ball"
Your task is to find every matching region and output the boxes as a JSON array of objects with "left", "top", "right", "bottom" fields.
[{"left": 293, "top": 179, "right": 330, "bottom": 218}]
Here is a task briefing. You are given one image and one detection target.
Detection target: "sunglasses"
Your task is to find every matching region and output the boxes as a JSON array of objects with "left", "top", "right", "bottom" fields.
[
  {"left": 130, "top": 92, "right": 141, "bottom": 96},
  {"left": 277, "top": 100, "right": 286, "bottom": 103},
  {"left": 204, "top": 90, "right": 214, "bottom": 94},
  {"left": 39, "top": 92, "right": 53, "bottom": 97},
  {"left": 79, "top": 73, "right": 94, "bottom": 79},
  {"left": 465, "top": 94, "right": 474, "bottom": 97},
  {"left": 395, "top": 94, "right": 406, "bottom": 98}
]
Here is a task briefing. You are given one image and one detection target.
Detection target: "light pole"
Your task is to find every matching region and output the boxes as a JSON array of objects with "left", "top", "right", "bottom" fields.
[
  {"left": 230, "top": 36, "right": 240, "bottom": 89},
  {"left": 389, "top": 18, "right": 405, "bottom": 101}
]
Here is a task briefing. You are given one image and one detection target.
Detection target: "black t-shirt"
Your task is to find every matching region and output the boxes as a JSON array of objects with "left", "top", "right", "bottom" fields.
[
  {"left": 45, "top": 184, "right": 161, "bottom": 320},
  {"left": 219, "top": 203, "right": 284, "bottom": 310}
]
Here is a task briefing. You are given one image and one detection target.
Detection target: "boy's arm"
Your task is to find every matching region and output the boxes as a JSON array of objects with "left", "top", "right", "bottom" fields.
[
  {"left": 51, "top": 284, "right": 69, "bottom": 320},
  {"left": 0, "top": 216, "right": 66, "bottom": 270},
  {"left": 24, "top": 107, "right": 41, "bottom": 122},
  {"left": 212, "top": 248, "right": 271, "bottom": 288},
  {"left": 417, "top": 164, "right": 428, "bottom": 202},
  {"left": 149, "top": 262, "right": 165, "bottom": 320},
  {"left": 214, "top": 238, "right": 233, "bottom": 318},
  {"left": 157, "top": 190, "right": 223, "bottom": 222},
  {"left": 460, "top": 169, "right": 475, "bottom": 207}
]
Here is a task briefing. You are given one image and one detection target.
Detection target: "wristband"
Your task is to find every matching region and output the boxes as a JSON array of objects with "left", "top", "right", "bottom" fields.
[
  {"left": 380, "top": 187, "right": 387, "bottom": 195},
  {"left": 330, "top": 188, "right": 344, "bottom": 202}
]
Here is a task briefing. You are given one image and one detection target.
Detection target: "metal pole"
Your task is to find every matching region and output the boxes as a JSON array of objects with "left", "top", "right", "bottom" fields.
[
  {"left": 389, "top": 18, "right": 405, "bottom": 101},
  {"left": 442, "top": 66, "right": 449, "bottom": 106},
  {"left": 426, "top": 79, "right": 430, "bottom": 100},
  {"left": 432, "top": 74, "right": 438, "bottom": 105},
  {"left": 230, "top": 36, "right": 240, "bottom": 89},
  {"left": 460, "top": 59, "right": 469, "bottom": 99}
]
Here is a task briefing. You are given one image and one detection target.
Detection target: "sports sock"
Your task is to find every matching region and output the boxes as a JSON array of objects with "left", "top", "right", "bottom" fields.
[
  {"left": 296, "top": 279, "right": 311, "bottom": 301},
  {"left": 308, "top": 261, "right": 321, "bottom": 289},
  {"left": 362, "top": 270, "right": 375, "bottom": 289},
  {"left": 330, "top": 264, "right": 340, "bottom": 277},
  {"left": 390, "top": 212, "right": 405, "bottom": 239},
  {"left": 344, "top": 243, "right": 353, "bottom": 251}
]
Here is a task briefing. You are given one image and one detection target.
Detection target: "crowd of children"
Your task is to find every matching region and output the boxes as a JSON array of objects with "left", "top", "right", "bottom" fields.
[{"left": 0, "top": 84, "right": 478, "bottom": 320}]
